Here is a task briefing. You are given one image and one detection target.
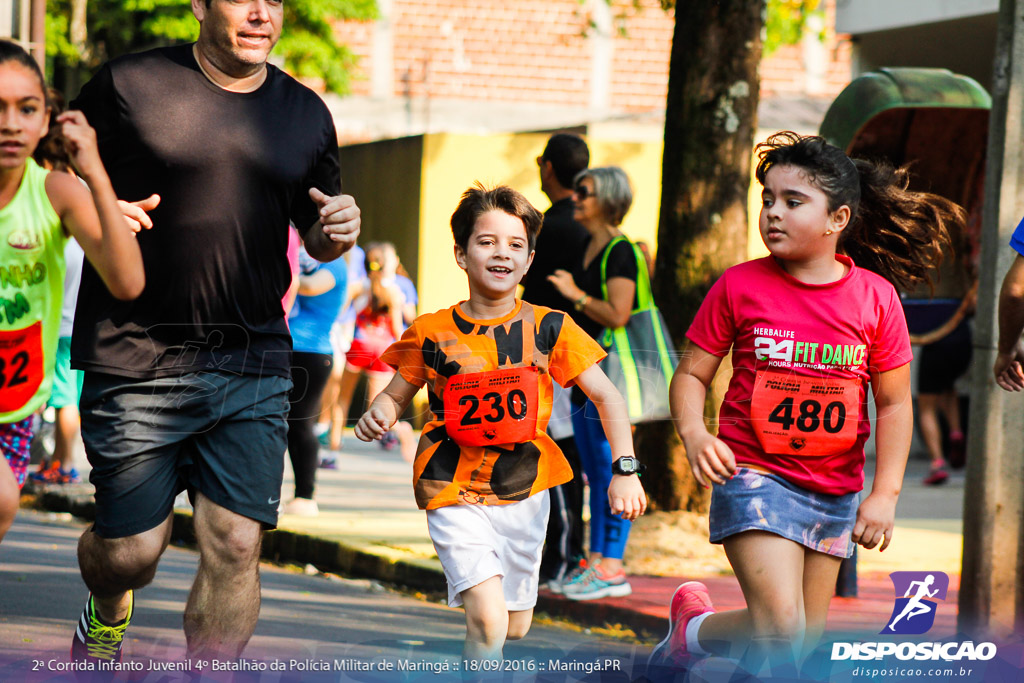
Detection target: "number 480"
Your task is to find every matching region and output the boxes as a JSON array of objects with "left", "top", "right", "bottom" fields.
[{"left": 767, "top": 397, "right": 845, "bottom": 434}]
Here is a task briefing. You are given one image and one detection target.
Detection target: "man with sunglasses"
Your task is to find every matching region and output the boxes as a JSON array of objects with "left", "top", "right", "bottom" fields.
[{"left": 521, "top": 133, "right": 591, "bottom": 595}]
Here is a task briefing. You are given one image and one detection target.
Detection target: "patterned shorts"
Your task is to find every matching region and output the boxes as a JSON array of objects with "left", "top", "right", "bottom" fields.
[
  {"left": 709, "top": 466, "right": 859, "bottom": 558},
  {"left": 1, "top": 416, "right": 35, "bottom": 489}
]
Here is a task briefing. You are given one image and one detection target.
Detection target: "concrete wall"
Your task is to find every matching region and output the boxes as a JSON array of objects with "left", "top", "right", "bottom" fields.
[
  {"left": 333, "top": 0, "right": 851, "bottom": 113},
  {"left": 342, "top": 132, "right": 664, "bottom": 317}
]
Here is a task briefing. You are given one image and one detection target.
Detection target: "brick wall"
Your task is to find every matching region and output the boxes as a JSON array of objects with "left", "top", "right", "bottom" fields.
[
  {"left": 333, "top": 0, "right": 851, "bottom": 111},
  {"left": 760, "top": 1, "right": 853, "bottom": 96},
  {"left": 609, "top": 1, "right": 674, "bottom": 112}
]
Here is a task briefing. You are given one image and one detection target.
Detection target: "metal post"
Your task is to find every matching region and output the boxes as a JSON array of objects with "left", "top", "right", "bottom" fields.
[
  {"left": 960, "top": 0, "right": 1024, "bottom": 639},
  {"left": 28, "top": 0, "right": 41, "bottom": 68}
]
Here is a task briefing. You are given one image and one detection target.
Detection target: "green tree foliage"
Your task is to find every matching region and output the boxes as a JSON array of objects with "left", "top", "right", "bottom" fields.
[
  {"left": 764, "top": 0, "right": 822, "bottom": 54},
  {"left": 611, "top": 0, "right": 822, "bottom": 54},
  {"left": 46, "top": 0, "right": 376, "bottom": 94}
]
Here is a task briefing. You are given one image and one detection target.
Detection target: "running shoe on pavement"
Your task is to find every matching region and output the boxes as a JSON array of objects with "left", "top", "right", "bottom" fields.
[
  {"left": 29, "top": 462, "right": 62, "bottom": 484},
  {"left": 562, "top": 562, "right": 631, "bottom": 600},
  {"left": 543, "top": 558, "right": 588, "bottom": 595},
  {"left": 650, "top": 581, "right": 714, "bottom": 668},
  {"left": 923, "top": 467, "right": 949, "bottom": 486},
  {"left": 71, "top": 591, "right": 133, "bottom": 663}
]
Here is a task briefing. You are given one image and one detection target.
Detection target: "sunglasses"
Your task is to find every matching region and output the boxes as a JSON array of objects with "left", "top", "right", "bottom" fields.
[{"left": 574, "top": 185, "right": 593, "bottom": 200}]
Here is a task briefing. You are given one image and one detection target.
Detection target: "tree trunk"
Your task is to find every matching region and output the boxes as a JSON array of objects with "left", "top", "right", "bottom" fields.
[{"left": 639, "top": 0, "right": 763, "bottom": 511}]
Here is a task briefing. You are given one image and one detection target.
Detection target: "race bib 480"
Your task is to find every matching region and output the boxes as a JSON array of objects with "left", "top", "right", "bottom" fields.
[
  {"left": 443, "top": 366, "right": 539, "bottom": 448},
  {"left": 750, "top": 369, "right": 860, "bottom": 457}
]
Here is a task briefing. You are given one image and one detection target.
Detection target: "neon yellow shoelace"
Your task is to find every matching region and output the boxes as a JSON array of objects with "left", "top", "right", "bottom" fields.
[{"left": 84, "top": 613, "right": 127, "bottom": 660}]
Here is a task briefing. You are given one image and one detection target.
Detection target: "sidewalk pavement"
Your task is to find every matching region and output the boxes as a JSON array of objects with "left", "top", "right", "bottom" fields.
[{"left": 24, "top": 435, "right": 966, "bottom": 642}]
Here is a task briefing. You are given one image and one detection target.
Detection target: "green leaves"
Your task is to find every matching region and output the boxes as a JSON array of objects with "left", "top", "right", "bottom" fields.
[
  {"left": 764, "top": 0, "right": 823, "bottom": 55},
  {"left": 46, "top": 0, "right": 377, "bottom": 95}
]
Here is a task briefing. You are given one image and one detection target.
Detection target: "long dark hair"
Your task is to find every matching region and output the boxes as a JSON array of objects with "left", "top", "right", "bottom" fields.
[
  {"left": 755, "top": 131, "right": 966, "bottom": 291},
  {"left": 34, "top": 88, "right": 70, "bottom": 172}
]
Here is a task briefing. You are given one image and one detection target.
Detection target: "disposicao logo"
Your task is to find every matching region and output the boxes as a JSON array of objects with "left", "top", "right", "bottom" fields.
[
  {"left": 831, "top": 570, "right": 998, "bottom": 663},
  {"left": 881, "top": 571, "right": 949, "bottom": 635}
]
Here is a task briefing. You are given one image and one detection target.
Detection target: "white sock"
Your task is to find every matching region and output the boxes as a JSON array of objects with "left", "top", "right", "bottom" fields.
[{"left": 685, "top": 611, "right": 712, "bottom": 656}]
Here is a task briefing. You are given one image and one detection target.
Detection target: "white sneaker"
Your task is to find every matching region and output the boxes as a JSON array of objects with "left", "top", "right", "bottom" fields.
[{"left": 281, "top": 498, "right": 319, "bottom": 517}]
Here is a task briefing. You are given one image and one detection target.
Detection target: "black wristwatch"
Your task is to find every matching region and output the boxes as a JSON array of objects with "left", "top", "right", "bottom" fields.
[{"left": 611, "top": 456, "right": 646, "bottom": 476}]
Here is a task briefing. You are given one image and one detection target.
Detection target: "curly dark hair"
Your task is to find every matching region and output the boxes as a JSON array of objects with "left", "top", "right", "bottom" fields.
[{"left": 755, "top": 131, "right": 966, "bottom": 292}]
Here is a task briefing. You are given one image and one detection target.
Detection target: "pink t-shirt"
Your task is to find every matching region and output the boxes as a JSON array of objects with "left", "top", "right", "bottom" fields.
[{"left": 686, "top": 255, "right": 911, "bottom": 495}]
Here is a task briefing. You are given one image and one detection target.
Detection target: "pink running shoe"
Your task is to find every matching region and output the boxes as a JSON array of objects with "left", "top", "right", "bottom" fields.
[{"left": 650, "top": 581, "right": 714, "bottom": 668}]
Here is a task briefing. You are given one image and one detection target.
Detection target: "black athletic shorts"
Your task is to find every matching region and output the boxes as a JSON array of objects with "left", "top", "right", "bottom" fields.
[
  {"left": 80, "top": 370, "right": 291, "bottom": 538},
  {"left": 918, "top": 320, "right": 972, "bottom": 395}
]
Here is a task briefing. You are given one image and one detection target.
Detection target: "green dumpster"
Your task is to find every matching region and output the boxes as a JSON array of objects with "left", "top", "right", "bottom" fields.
[
  {"left": 819, "top": 68, "right": 990, "bottom": 596},
  {"left": 820, "top": 67, "right": 990, "bottom": 343}
]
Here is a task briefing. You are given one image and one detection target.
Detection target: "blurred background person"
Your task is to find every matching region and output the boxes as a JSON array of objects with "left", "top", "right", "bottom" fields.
[
  {"left": 330, "top": 243, "right": 415, "bottom": 462},
  {"left": 30, "top": 89, "right": 82, "bottom": 485},
  {"left": 282, "top": 246, "right": 349, "bottom": 516},
  {"left": 548, "top": 166, "right": 640, "bottom": 600},
  {"left": 521, "top": 133, "right": 590, "bottom": 593}
]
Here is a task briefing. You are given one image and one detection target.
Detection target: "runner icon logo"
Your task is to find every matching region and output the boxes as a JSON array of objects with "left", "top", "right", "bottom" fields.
[{"left": 881, "top": 571, "right": 949, "bottom": 635}]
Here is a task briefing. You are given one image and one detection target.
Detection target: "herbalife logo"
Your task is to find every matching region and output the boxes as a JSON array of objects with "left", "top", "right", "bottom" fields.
[{"left": 881, "top": 571, "right": 949, "bottom": 635}]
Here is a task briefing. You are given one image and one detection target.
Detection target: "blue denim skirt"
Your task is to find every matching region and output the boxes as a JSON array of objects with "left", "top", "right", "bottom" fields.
[{"left": 709, "top": 466, "right": 859, "bottom": 558}]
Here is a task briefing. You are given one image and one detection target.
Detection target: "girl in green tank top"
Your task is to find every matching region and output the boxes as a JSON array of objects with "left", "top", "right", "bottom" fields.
[{"left": 0, "top": 41, "right": 146, "bottom": 545}]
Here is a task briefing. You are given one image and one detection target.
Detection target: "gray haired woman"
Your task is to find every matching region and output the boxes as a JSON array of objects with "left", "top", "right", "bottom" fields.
[{"left": 547, "top": 165, "right": 641, "bottom": 600}]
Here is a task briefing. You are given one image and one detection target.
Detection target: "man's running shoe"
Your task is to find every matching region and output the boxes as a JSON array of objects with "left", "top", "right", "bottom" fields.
[
  {"left": 71, "top": 592, "right": 133, "bottom": 663},
  {"left": 562, "top": 563, "right": 632, "bottom": 600},
  {"left": 650, "top": 581, "right": 714, "bottom": 668}
]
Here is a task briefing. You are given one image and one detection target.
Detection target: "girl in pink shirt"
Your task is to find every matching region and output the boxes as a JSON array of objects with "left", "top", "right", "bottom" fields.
[{"left": 652, "top": 132, "right": 966, "bottom": 677}]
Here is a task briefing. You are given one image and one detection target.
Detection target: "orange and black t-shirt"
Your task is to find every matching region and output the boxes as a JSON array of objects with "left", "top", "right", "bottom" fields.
[{"left": 382, "top": 300, "right": 606, "bottom": 510}]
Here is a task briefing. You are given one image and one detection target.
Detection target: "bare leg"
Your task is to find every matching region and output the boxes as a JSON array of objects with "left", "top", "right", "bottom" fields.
[
  {"left": 917, "top": 393, "right": 946, "bottom": 471},
  {"left": 940, "top": 390, "right": 962, "bottom": 434},
  {"left": 51, "top": 404, "right": 81, "bottom": 471},
  {"left": 365, "top": 371, "right": 393, "bottom": 405},
  {"left": 800, "top": 549, "right": 842, "bottom": 658},
  {"left": 329, "top": 368, "right": 363, "bottom": 451},
  {"left": 392, "top": 421, "right": 417, "bottom": 463},
  {"left": 695, "top": 532, "right": 804, "bottom": 673},
  {"left": 461, "top": 576, "right": 509, "bottom": 664},
  {"left": 77, "top": 514, "right": 173, "bottom": 622},
  {"left": 184, "top": 493, "right": 263, "bottom": 660},
  {"left": 318, "top": 365, "right": 344, "bottom": 427},
  {"left": 0, "top": 459, "right": 19, "bottom": 544},
  {"left": 506, "top": 609, "right": 534, "bottom": 641}
]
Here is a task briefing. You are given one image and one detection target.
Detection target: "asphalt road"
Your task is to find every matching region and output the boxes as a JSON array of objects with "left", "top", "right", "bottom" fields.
[{"left": 0, "top": 511, "right": 649, "bottom": 682}]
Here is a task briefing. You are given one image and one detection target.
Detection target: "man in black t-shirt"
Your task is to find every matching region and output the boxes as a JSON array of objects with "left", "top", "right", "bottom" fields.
[
  {"left": 68, "top": 0, "right": 360, "bottom": 665},
  {"left": 520, "top": 134, "right": 591, "bottom": 593}
]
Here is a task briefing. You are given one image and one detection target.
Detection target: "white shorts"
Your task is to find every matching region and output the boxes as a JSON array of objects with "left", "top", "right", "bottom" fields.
[{"left": 427, "top": 491, "right": 550, "bottom": 610}]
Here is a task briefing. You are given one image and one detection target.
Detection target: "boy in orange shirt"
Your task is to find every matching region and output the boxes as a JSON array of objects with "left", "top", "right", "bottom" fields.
[{"left": 355, "top": 184, "right": 646, "bottom": 667}]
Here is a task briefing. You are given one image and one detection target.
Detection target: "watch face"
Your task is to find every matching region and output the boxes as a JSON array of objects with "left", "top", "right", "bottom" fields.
[{"left": 618, "top": 457, "right": 637, "bottom": 473}]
